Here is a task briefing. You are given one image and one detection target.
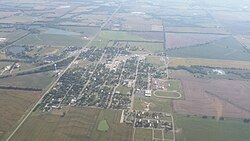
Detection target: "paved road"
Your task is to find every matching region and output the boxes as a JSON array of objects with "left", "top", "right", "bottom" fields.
[{"left": 5, "top": 3, "right": 122, "bottom": 141}]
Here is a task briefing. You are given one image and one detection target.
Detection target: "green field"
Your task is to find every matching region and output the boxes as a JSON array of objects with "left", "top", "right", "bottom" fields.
[
  {"left": 127, "top": 42, "right": 164, "bottom": 53},
  {"left": 134, "top": 95, "right": 173, "bottom": 113},
  {"left": 15, "top": 33, "right": 87, "bottom": 47},
  {"left": 134, "top": 128, "right": 152, "bottom": 141},
  {"left": 175, "top": 114, "right": 250, "bottom": 141},
  {"left": 97, "top": 31, "right": 147, "bottom": 41},
  {"left": 0, "top": 72, "right": 54, "bottom": 89},
  {"left": 167, "top": 80, "right": 182, "bottom": 92},
  {"left": 146, "top": 56, "right": 165, "bottom": 66},
  {"left": 116, "top": 85, "right": 132, "bottom": 95},
  {"left": 97, "top": 119, "right": 109, "bottom": 131},
  {"left": 10, "top": 108, "right": 132, "bottom": 141},
  {"left": 167, "top": 37, "right": 250, "bottom": 61}
]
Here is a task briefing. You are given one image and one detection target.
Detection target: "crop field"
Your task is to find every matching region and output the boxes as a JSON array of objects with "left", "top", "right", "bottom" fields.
[
  {"left": 127, "top": 42, "right": 164, "bottom": 53},
  {"left": 15, "top": 33, "right": 87, "bottom": 47},
  {"left": 0, "top": 15, "right": 35, "bottom": 24},
  {"left": 0, "top": 30, "right": 28, "bottom": 44},
  {"left": 174, "top": 78, "right": 250, "bottom": 119},
  {"left": 97, "top": 31, "right": 147, "bottom": 41},
  {"left": 167, "top": 37, "right": 250, "bottom": 61},
  {"left": 10, "top": 108, "right": 133, "bottom": 141},
  {"left": 235, "top": 35, "right": 250, "bottom": 49},
  {"left": 0, "top": 72, "right": 54, "bottom": 89},
  {"left": 58, "top": 26, "right": 100, "bottom": 38},
  {"left": 210, "top": 11, "right": 250, "bottom": 35},
  {"left": 165, "top": 26, "right": 229, "bottom": 34},
  {"left": 166, "top": 33, "right": 228, "bottom": 49},
  {"left": 169, "top": 57, "right": 250, "bottom": 70},
  {"left": 175, "top": 114, "right": 250, "bottom": 141},
  {"left": 0, "top": 90, "right": 40, "bottom": 140}
]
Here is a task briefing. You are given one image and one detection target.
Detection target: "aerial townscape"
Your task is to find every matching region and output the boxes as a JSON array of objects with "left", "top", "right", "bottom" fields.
[{"left": 0, "top": 0, "right": 250, "bottom": 141}]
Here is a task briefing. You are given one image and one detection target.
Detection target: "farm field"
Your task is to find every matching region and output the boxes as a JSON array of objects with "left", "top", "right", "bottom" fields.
[
  {"left": 235, "top": 35, "right": 250, "bottom": 49},
  {"left": 174, "top": 78, "right": 250, "bottom": 119},
  {"left": 0, "top": 90, "right": 40, "bottom": 141},
  {"left": 127, "top": 42, "right": 164, "bottom": 54},
  {"left": 165, "top": 26, "right": 229, "bottom": 34},
  {"left": 166, "top": 33, "right": 228, "bottom": 49},
  {"left": 167, "top": 37, "right": 250, "bottom": 61},
  {"left": 0, "top": 30, "right": 28, "bottom": 44},
  {"left": 175, "top": 114, "right": 250, "bottom": 141},
  {"left": 15, "top": 33, "right": 87, "bottom": 47},
  {"left": 169, "top": 57, "right": 250, "bottom": 70},
  {"left": 0, "top": 72, "right": 54, "bottom": 89},
  {"left": 10, "top": 107, "right": 133, "bottom": 141}
]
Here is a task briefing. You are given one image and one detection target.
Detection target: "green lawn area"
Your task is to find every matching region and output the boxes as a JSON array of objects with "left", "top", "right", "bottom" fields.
[
  {"left": 167, "top": 80, "right": 182, "bottom": 92},
  {"left": 134, "top": 128, "right": 152, "bottom": 141},
  {"left": 15, "top": 33, "right": 87, "bottom": 47},
  {"left": 116, "top": 85, "right": 132, "bottom": 95},
  {"left": 146, "top": 56, "right": 165, "bottom": 66},
  {"left": 97, "top": 119, "right": 109, "bottom": 132},
  {"left": 134, "top": 95, "right": 172, "bottom": 113},
  {"left": 168, "top": 37, "right": 250, "bottom": 61},
  {"left": 175, "top": 114, "right": 250, "bottom": 141}
]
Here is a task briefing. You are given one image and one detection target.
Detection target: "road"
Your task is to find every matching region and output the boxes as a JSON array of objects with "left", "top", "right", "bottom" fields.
[
  {"left": 153, "top": 90, "right": 182, "bottom": 99},
  {"left": 5, "top": 3, "right": 122, "bottom": 141},
  {"left": 130, "top": 59, "right": 140, "bottom": 111},
  {"left": 107, "top": 60, "right": 125, "bottom": 108}
]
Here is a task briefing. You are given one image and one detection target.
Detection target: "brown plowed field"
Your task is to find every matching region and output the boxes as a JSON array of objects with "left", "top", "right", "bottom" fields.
[
  {"left": 174, "top": 78, "right": 250, "bottom": 119},
  {"left": 0, "top": 90, "right": 40, "bottom": 140}
]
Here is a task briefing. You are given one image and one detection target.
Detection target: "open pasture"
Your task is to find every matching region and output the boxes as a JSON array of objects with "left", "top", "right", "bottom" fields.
[
  {"left": 167, "top": 37, "right": 250, "bottom": 61},
  {"left": 174, "top": 78, "right": 250, "bottom": 119},
  {"left": 175, "top": 114, "right": 250, "bottom": 141},
  {"left": 15, "top": 33, "right": 87, "bottom": 47}
]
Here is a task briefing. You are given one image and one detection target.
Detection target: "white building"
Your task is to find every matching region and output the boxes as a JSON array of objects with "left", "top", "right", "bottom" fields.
[{"left": 145, "top": 90, "right": 152, "bottom": 97}]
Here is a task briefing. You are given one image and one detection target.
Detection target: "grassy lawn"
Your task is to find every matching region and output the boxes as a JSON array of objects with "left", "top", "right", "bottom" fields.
[
  {"left": 175, "top": 114, "right": 250, "bottom": 141},
  {"left": 97, "top": 119, "right": 109, "bottom": 132},
  {"left": 134, "top": 128, "right": 152, "bottom": 141},
  {"left": 134, "top": 94, "right": 173, "bottom": 113},
  {"left": 168, "top": 37, "right": 250, "bottom": 61},
  {"left": 116, "top": 85, "right": 132, "bottom": 95},
  {"left": 167, "top": 80, "right": 182, "bottom": 92}
]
